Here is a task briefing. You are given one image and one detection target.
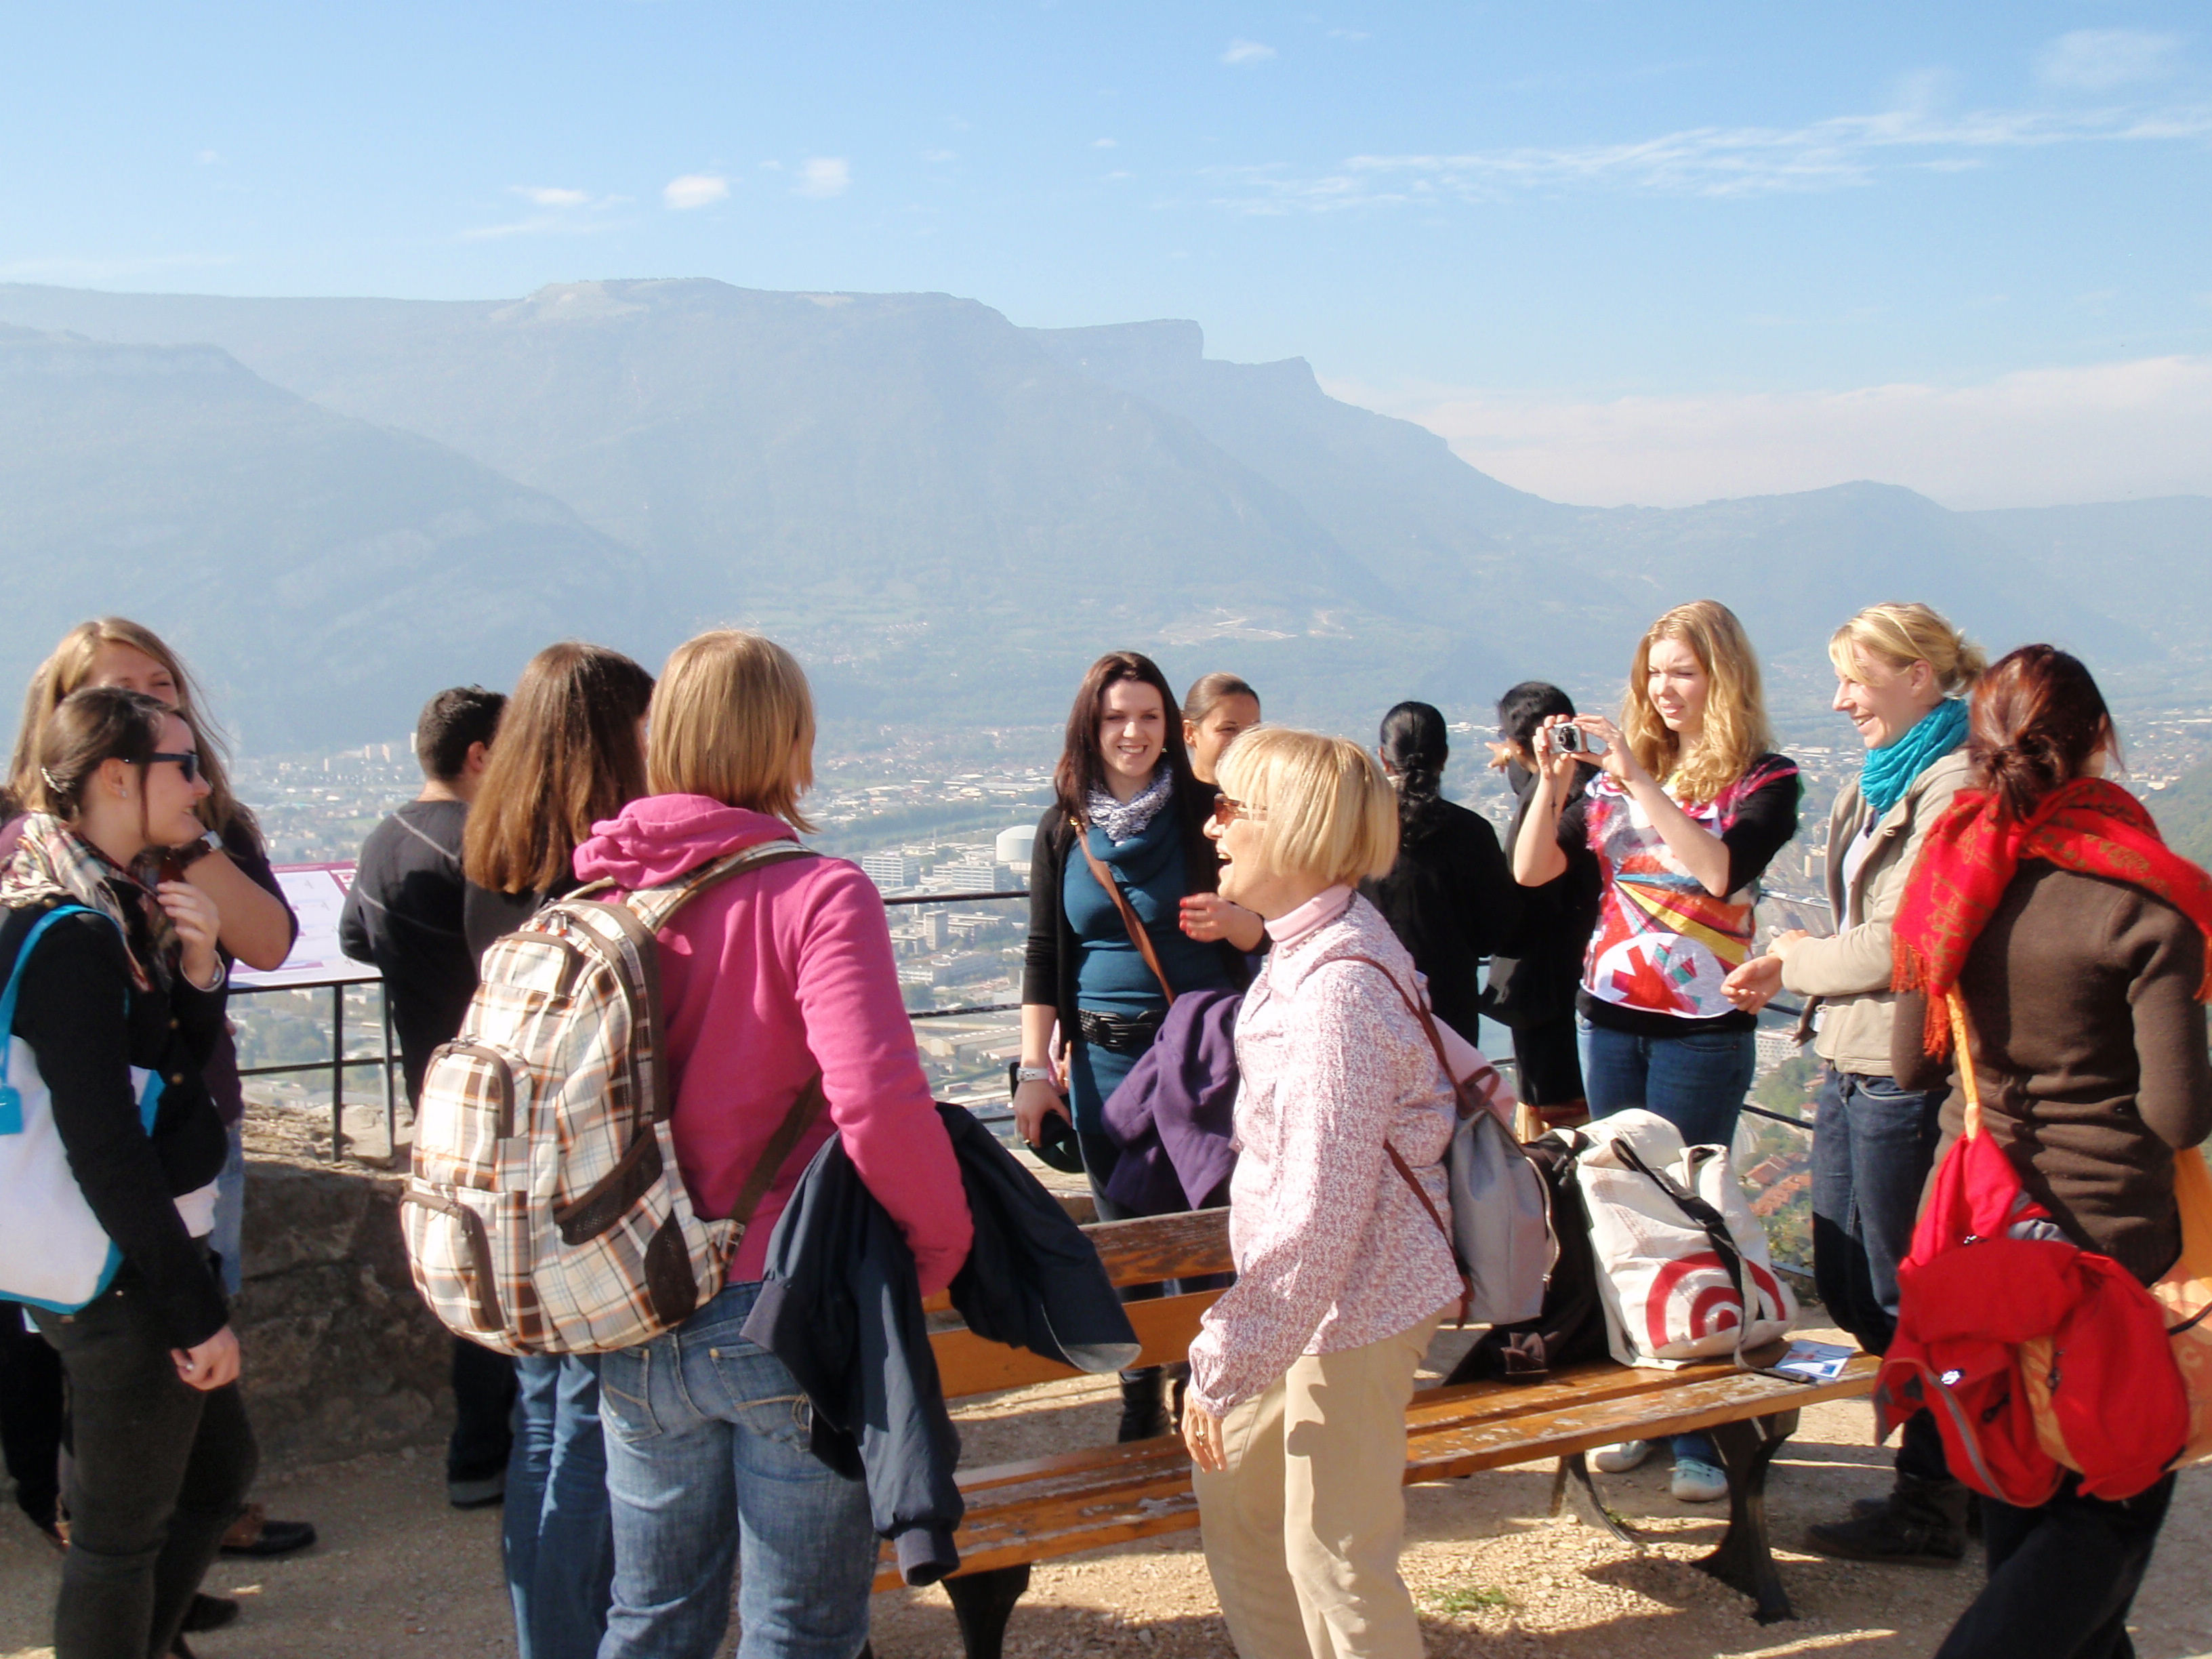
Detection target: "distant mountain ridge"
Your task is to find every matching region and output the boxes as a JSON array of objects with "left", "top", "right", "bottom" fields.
[{"left": 1, "top": 279, "right": 2207, "bottom": 748}]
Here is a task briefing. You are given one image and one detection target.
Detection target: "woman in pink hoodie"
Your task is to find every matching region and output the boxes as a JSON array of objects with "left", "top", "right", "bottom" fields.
[{"left": 575, "top": 630, "right": 973, "bottom": 1659}]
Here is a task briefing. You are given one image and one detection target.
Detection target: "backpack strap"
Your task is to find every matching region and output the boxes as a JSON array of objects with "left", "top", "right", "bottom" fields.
[
  {"left": 1071, "top": 818, "right": 1176, "bottom": 1006},
  {"left": 726, "top": 1071, "right": 830, "bottom": 1229},
  {"left": 1333, "top": 951, "right": 1473, "bottom": 1320}
]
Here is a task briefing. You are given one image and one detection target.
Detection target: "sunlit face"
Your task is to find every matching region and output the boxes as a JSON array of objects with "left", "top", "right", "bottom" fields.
[
  {"left": 1832, "top": 650, "right": 1940, "bottom": 752},
  {"left": 87, "top": 642, "right": 182, "bottom": 710},
  {"left": 1098, "top": 678, "right": 1166, "bottom": 787},
  {"left": 1645, "top": 637, "right": 1711, "bottom": 737},
  {"left": 1206, "top": 798, "right": 1292, "bottom": 916},
  {"left": 1185, "top": 694, "right": 1261, "bottom": 785},
  {"left": 111, "top": 713, "right": 213, "bottom": 851}
]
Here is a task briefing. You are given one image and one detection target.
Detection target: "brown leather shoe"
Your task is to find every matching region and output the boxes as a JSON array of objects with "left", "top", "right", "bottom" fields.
[{"left": 219, "top": 1502, "right": 319, "bottom": 1557}]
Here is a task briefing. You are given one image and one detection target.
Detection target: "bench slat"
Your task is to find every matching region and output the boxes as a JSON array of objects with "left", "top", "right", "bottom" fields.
[
  {"left": 873, "top": 1356, "right": 1880, "bottom": 1591},
  {"left": 935, "top": 1290, "right": 1223, "bottom": 1399},
  {"left": 920, "top": 1209, "right": 1235, "bottom": 1317}
]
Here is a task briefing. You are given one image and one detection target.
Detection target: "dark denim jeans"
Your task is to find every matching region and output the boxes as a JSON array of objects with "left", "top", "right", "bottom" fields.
[
  {"left": 1577, "top": 1017, "right": 1754, "bottom": 1152},
  {"left": 0, "top": 1307, "right": 63, "bottom": 1533},
  {"left": 30, "top": 1266, "right": 258, "bottom": 1659},
  {"left": 1811, "top": 1065, "right": 1951, "bottom": 1483},
  {"left": 448, "top": 1336, "right": 518, "bottom": 1485},
  {"left": 1935, "top": 1471, "right": 2175, "bottom": 1659},
  {"left": 505, "top": 1353, "right": 613, "bottom": 1659},
  {"left": 597, "top": 1278, "right": 875, "bottom": 1659},
  {"left": 1578, "top": 1017, "right": 1755, "bottom": 1466}
]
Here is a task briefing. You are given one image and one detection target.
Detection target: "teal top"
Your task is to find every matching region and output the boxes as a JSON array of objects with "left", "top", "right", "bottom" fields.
[{"left": 1063, "top": 809, "right": 1234, "bottom": 1016}]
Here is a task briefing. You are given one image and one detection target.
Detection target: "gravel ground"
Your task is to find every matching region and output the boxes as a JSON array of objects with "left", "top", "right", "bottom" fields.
[{"left": 4, "top": 1324, "right": 2210, "bottom": 1658}]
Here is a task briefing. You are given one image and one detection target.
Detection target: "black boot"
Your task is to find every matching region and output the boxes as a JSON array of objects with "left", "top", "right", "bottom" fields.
[
  {"left": 1807, "top": 1475, "right": 1969, "bottom": 1566},
  {"left": 1115, "top": 1368, "right": 1166, "bottom": 1443}
]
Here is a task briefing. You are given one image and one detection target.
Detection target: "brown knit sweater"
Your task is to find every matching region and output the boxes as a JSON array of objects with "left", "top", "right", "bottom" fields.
[{"left": 1896, "top": 863, "right": 2212, "bottom": 1285}]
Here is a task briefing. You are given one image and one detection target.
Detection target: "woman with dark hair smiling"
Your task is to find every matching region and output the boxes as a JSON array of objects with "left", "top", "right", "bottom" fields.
[
  {"left": 1892, "top": 644, "right": 2212, "bottom": 1659},
  {"left": 1015, "top": 650, "right": 1259, "bottom": 1438}
]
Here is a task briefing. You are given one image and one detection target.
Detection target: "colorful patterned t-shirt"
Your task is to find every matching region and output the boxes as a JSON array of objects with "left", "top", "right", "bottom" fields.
[{"left": 1564, "top": 754, "right": 1801, "bottom": 1024}]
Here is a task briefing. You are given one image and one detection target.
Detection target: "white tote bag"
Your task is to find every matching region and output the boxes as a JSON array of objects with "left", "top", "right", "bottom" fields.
[
  {"left": 1569, "top": 1109, "right": 1796, "bottom": 1369},
  {"left": 0, "top": 905, "right": 162, "bottom": 1314}
]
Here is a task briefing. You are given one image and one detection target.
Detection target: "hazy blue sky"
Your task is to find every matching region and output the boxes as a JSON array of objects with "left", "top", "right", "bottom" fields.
[{"left": 4, "top": 4, "right": 2206, "bottom": 507}]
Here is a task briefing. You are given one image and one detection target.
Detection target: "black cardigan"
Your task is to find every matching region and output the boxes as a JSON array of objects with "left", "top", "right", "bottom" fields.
[
  {"left": 3, "top": 898, "right": 230, "bottom": 1346},
  {"left": 1020, "top": 791, "right": 1245, "bottom": 1052},
  {"left": 1360, "top": 794, "right": 1523, "bottom": 1044}
]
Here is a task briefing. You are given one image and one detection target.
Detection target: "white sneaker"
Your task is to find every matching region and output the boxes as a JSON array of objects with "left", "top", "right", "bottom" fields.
[
  {"left": 1591, "top": 1439, "right": 1654, "bottom": 1474},
  {"left": 1671, "top": 1456, "right": 1729, "bottom": 1503}
]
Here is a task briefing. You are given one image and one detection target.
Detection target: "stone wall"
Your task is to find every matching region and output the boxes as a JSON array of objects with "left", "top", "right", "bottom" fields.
[{"left": 232, "top": 1151, "right": 455, "bottom": 1467}]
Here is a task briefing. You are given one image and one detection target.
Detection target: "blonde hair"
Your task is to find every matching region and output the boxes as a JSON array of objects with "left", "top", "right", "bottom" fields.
[
  {"left": 6, "top": 617, "right": 258, "bottom": 847},
  {"left": 1214, "top": 726, "right": 1399, "bottom": 888},
  {"left": 1622, "top": 600, "right": 1774, "bottom": 804},
  {"left": 647, "top": 631, "right": 817, "bottom": 833},
  {"left": 1828, "top": 602, "right": 1986, "bottom": 695}
]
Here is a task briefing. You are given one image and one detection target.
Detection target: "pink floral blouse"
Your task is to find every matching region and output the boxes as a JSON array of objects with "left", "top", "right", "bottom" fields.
[{"left": 1185, "top": 887, "right": 1463, "bottom": 1416}]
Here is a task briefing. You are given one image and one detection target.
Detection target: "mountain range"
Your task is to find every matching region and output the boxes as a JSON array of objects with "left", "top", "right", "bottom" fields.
[{"left": 2, "top": 277, "right": 2205, "bottom": 750}]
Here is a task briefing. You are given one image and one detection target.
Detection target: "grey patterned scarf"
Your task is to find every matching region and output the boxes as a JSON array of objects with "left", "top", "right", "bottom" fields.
[{"left": 1086, "top": 764, "right": 1174, "bottom": 846}]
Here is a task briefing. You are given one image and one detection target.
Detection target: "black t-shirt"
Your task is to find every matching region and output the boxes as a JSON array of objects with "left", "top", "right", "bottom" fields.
[
  {"left": 1360, "top": 794, "right": 1521, "bottom": 1044},
  {"left": 340, "top": 800, "right": 476, "bottom": 1103}
]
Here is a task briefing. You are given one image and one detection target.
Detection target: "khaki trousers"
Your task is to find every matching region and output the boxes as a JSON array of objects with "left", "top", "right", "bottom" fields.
[{"left": 1193, "top": 1312, "right": 1442, "bottom": 1659}]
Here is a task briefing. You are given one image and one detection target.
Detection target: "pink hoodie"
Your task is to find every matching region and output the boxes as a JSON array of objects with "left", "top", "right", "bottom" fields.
[{"left": 573, "top": 796, "right": 972, "bottom": 1296}]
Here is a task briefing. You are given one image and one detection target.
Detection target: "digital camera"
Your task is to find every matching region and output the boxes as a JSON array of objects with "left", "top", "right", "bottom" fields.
[{"left": 1551, "top": 724, "right": 1585, "bottom": 754}]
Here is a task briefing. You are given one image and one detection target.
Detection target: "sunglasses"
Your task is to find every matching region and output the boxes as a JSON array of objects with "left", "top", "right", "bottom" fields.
[
  {"left": 145, "top": 751, "right": 204, "bottom": 785},
  {"left": 1210, "top": 796, "right": 1265, "bottom": 827}
]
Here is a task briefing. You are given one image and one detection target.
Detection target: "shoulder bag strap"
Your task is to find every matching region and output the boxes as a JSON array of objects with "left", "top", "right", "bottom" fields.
[
  {"left": 0, "top": 904, "right": 99, "bottom": 1101},
  {"left": 1946, "top": 991, "right": 1984, "bottom": 1142},
  {"left": 725, "top": 1071, "right": 830, "bottom": 1229},
  {"left": 1332, "top": 951, "right": 1474, "bottom": 1317},
  {"left": 1071, "top": 817, "right": 1176, "bottom": 1006}
]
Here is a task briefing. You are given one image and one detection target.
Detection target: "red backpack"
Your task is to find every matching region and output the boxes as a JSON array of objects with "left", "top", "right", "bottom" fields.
[{"left": 1874, "top": 995, "right": 2188, "bottom": 1505}]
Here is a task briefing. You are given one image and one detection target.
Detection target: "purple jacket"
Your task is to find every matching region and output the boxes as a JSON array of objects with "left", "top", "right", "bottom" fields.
[{"left": 1101, "top": 987, "right": 1242, "bottom": 1214}]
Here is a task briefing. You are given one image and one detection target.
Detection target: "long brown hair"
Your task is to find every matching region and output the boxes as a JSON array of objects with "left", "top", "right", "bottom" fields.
[
  {"left": 7, "top": 618, "right": 259, "bottom": 847},
  {"left": 1967, "top": 645, "right": 2120, "bottom": 819},
  {"left": 1621, "top": 600, "right": 1774, "bottom": 804},
  {"left": 464, "top": 643, "right": 655, "bottom": 895},
  {"left": 1052, "top": 651, "right": 1199, "bottom": 824},
  {"left": 35, "top": 687, "right": 173, "bottom": 824}
]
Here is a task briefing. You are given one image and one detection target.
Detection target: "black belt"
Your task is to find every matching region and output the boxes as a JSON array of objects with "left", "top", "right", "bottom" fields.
[{"left": 1076, "top": 1008, "right": 1164, "bottom": 1056}]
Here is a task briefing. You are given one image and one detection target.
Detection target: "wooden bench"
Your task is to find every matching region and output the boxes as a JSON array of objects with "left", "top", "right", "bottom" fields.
[{"left": 878, "top": 1208, "right": 1879, "bottom": 1657}]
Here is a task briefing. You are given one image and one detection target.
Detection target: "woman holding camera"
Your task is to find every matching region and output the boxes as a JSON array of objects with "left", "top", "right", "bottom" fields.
[
  {"left": 1181, "top": 726, "right": 1462, "bottom": 1659},
  {"left": 1512, "top": 598, "right": 1799, "bottom": 1502},
  {"left": 3, "top": 687, "right": 252, "bottom": 1659},
  {"left": 1015, "top": 651, "right": 1259, "bottom": 1439}
]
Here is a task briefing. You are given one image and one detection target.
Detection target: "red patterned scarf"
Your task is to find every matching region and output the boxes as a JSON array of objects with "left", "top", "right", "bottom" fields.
[{"left": 1893, "top": 777, "right": 2212, "bottom": 1055}]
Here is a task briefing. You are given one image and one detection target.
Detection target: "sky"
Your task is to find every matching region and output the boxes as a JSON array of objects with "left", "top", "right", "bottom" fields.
[{"left": 3, "top": 3, "right": 2207, "bottom": 510}]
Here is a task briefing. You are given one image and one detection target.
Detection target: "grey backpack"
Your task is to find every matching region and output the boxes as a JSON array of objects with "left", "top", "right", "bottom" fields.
[{"left": 1347, "top": 955, "right": 1559, "bottom": 1327}]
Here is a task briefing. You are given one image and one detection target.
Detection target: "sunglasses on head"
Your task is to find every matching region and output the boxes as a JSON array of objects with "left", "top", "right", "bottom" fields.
[
  {"left": 1210, "top": 796, "right": 1264, "bottom": 827},
  {"left": 145, "top": 751, "right": 203, "bottom": 785}
]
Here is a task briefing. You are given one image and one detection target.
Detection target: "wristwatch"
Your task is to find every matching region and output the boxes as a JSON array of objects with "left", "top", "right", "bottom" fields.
[
  {"left": 1008, "top": 1063, "right": 1053, "bottom": 1098},
  {"left": 172, "top": 828, "right": 223, "bottom": 869}
]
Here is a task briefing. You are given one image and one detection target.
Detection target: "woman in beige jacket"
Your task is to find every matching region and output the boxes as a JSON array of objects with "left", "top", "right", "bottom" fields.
[{"left": 1723, "top": 602, "right": 1983, "bottom": 1567}]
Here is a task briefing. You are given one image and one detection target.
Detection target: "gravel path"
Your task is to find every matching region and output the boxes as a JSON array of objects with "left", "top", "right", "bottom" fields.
[{"left": 4, "top": 1325, "right": 2209, "bottom": 1658}]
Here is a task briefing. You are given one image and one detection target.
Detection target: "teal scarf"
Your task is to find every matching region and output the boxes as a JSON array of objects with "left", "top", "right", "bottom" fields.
[{"left": 1860, "top": 698, "right": 1968, "bottom": 817}]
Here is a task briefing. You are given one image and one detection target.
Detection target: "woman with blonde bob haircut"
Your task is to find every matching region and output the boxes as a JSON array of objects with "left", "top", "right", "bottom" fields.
[
  {"left": 1722, "top": 601, "right": 1984, "bottom": 1565},
  {"left": 1182, "top": 726, "right": 1467, "bottom": 1659},
  {"left": 572, "top": 630, "right": 972, "bottom": 1659},
  {"left": 1515, "top": 599, "right": 1800, "bottom": 1502}
]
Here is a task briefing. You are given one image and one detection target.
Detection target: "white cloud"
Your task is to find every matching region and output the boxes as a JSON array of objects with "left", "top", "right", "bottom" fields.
[
  {"left": 1092, "top": 137, "right": 1117, "bottom": 148},
  {"left": 194, "top": 149, "right": 219, "bottom": 165},
  {"left": 1324, "top": 356, "right": 2212, "bottom": 510},
  {"left": 512, "top": 185, "right": 590, "bottom": 207},
  {"left": 1221, "top": 39, "right": 1275, "bottom": 65},
  {"left": 2037, "top": 29, "right": 2182, "bottom": 92},
  {"left": 922, "top": 148, "right": 957, "bottom": 163},
  {"left": 663, "top": 173, "right": 730, "bottom": 209},
  {"left": 794, "top": 157, "right": 851, "bottom": 198},
  {"left": 1209, "top": 97, "right": 2212, "bottom": 210},
  {"left": 1327, "top": 28, "right": 1370, "bottom": 42}
]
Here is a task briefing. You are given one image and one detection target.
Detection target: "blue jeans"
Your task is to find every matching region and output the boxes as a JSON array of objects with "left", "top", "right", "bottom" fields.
[
  {"left": 211, "top": 1120, "right": 245, "bottom": 1298},
  {"left": 596, "top": 1279, "right": 875, "bottom": 1659},
  {"left": 1579, "top": 1017, "right": 1755, "bottom": 1466},
  {"left": 506, "top": 1355, "right": 613, "bottom": 1659},
  {"left": 1577, "top": 1017, "right": 1755, "bottom": 1150},
  {"left": 1811, "top": 1065, "right": 1951, "bottom": 1484}
]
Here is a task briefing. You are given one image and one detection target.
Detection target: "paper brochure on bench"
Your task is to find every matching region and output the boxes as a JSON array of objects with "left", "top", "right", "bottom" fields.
[{"left": 1772, "top": 1340, "right": 1856, "bottom": 1382}]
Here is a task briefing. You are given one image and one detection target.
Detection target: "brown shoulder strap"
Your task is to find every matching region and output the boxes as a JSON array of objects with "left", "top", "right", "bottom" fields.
[
  {"left": 1072, "top": 817, "right": 1176, "bottom": 1006},
  {"left": 1335, "top": 951, "right": 1475, "bottom": 1319},
  {"left": 727, "top": 1071, "right": 830, "bottom": 1229}
]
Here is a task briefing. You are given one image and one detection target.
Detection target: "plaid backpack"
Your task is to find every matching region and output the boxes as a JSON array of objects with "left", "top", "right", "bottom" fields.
[{"left": 400, "top": 840, "right": 823, "bottom": 1355}]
